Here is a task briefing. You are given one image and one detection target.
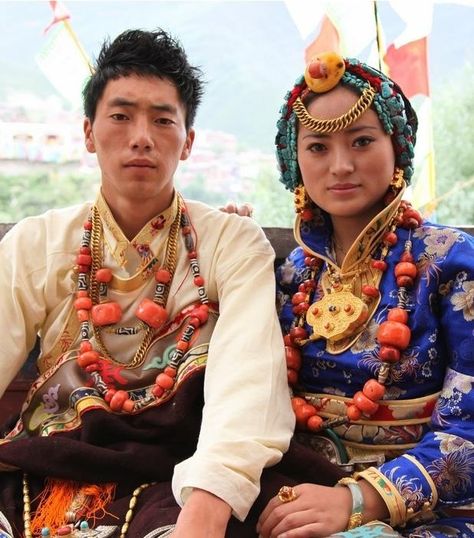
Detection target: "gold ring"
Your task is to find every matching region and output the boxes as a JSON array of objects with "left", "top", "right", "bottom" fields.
[{"left": 278, "top": 485, "right": 298, "bottom": 503}]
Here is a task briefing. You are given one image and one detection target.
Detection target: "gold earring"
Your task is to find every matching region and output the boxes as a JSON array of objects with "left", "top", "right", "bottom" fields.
[
  {"left": 294, "top": 185, "right": 314, "bottom": 222},
  {"left": 391, "top": 167, "right": 404, "bottom": 190}
]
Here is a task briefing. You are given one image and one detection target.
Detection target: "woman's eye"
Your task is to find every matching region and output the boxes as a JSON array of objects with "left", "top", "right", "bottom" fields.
[
  {"left": 353, "top": 136, "right": 373, "bottom": 147},
  {"left": 309, "top": 143, "right": 326, "bottom": 152}
]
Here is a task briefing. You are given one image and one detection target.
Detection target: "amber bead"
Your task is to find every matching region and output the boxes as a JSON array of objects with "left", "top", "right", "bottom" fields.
[
  {"left": 152, "top": 385, "right": 165, "bottom": 398},
  {"left": 397, "top": 275, "right": 414, "bottom": 288},
  {"left": 176, "top": 340, "right": 189, "bottom": 352},
  {"left": 76, "top": 254, "right": 92, "bottom": 266},
  {"left": 362, "top": 285, "right": 380, "bottom": 298},
  {"left": 77, "top": 350, "right": 100, "bottom": 368},
  {"left": 77, "top": 265, "right": 90, "bottom": 274},
  {"left": 164, "top": 366, "right": 177, "bottom": 378},
  {"left": 293, "top": 303, "right": 309, "bottom": 315},
  {"left": 403, "top": 208, "right": 423, "bottom": 225},
  {"left": 79, "top": 341, "right": 93, "bottom": 353},
  {"left": 194, "top": 275, "right": 205, "bottom": 287},
  {"left": 155, "top": 373, "right": 175, "bottom": 390},
  {"left": 295, "top": 403, "right": 317, "bottom": 427},
  {"left": 83, "top": 221, "right": 92, "bottom": 231},
  {"left": 290, "top": 326, "right": 308, "bottom": 341},
  {"left": 387, "top": 308, "right": 409, "bottom": 324},
  {"left": 377, "top": 320, "right": 411, "bottom": 350},
  {"left": 287, "top": 368, "right": 298, "bottom": 386},
  {"left": 79, "top": 246, "right": 91, "bottom": 255},
  {"left": 76, "top": 309, "right": 89, "bottom": 322},
  {"left": 283, "top": 334, "right": 293, "bottom": 346},
  {"left": 363, "top": 379, "right": 386, "bottom": 402},
  {"left": 353, "top": 391, "right": 379, "bottom": 416},
  {"left": 76, "top": 290, "right": 89, "bottom": 298},
  {"left": 122, "top": 399, "right": 135, "bottom": 413},
  {"left": 74, "top": 297, "right": 92, "bottom": 310},
  {"left": 394, "top": 262, "right": 417, "bottom": 279},
  {"left": 104, "top": 389, "right": 116, "bottom": 403},
  {"left": 291, "top": 397, "right": 306, "bottom": 410},
  {"left": 383, "top": 231, "right": 398, "bottom": 246},
  {"left": 371, "top": 260, "right": 387, "bottom": 271},
  {"left": 95, "top": 268, "right": 113, "bottom": 283},
  {"left": 307, "top": 414, "right": 324, "bottom": 432},
  {"left": 285, "top": 346, "right": 302, "bottom": 370},
  {"left": 379, "top": 345, "right": 401, "bottom": 363},
  {"left": 155, "top": 268, "right": 171, "bottom": 283},
  {"left": 135, "top": 299, "right": 168, "bottom": 328},
  {"left": 346, "top": 404, "right": 362, "bottom": 421},
  {"left": 109, "top": 390, "right": 128, "bottom": 412},
  {"left": 191, "top": 305, "right": 209, "bottom": 324},
  {"left": 92, "top": 301, "right": 122, "bottom": 326},
  {"left": 291, "top": 292, "right": 307, "bottom": 305}
]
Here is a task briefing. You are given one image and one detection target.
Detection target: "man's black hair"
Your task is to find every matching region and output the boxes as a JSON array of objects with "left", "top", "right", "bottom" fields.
[{"left": 83, "top": 29, "right": 204, "bottom": 129}]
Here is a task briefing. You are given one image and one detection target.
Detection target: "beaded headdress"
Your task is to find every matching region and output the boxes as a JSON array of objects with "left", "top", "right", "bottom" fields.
[{"left": 276, "top": 53, "right": 418, "bottom": 191}]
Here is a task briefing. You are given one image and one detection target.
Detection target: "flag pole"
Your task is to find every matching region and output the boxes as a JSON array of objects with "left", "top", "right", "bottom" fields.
[
  {"left": 62, "top": 19, "right": 93, "bottom": 73},
  {"left": 373, "top": 0, "right": 383, "bottom": 71}
]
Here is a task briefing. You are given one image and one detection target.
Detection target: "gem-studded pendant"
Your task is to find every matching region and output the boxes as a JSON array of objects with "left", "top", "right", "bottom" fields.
[{"left": 306, "top": 290, "right": 369, "bottom": 342}]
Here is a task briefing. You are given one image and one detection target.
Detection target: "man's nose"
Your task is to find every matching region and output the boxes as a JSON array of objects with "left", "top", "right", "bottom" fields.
[{"left": 130, "top": 119, "right": 154, "bottom": 150}]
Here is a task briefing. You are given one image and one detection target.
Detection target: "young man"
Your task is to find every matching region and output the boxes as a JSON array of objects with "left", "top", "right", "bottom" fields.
[{"left": 0, "top": 29, "right": 293, "bottom": 538}]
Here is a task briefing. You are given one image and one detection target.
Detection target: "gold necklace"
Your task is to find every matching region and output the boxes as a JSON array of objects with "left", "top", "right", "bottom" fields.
[{"left": 89, "top": 200, "right": 182, "bottom": 368}]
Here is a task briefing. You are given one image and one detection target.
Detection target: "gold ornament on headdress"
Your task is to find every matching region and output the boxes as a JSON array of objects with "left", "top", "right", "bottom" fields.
[
  {"left": 293, "top": 86, "right": 376, "bottom": 134},
  {"left": 293, "top": 50, "right": 376, "bottom": 134}
]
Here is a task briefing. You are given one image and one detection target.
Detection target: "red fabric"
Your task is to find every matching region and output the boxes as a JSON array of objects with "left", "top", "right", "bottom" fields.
[{"left": 384, "top": 38, "right": 430, "bottom": 98}]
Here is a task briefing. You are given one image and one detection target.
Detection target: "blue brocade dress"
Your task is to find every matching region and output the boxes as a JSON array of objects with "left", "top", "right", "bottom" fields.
[{"left": 277, "top": 198, "right": 474, "bottom": 537}]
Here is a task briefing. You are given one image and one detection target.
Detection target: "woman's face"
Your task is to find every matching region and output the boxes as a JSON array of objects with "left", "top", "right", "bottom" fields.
[{"left": 297, "top": 85, "right": 396, "bottom": 223}]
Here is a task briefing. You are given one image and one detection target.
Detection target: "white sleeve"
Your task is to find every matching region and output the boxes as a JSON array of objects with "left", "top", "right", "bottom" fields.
[
  {"left": 0, "top": 221, "right": 47, "bottom": 397},
  {"left": 172, "top": 223, "right": 294, "bottom": 520}
]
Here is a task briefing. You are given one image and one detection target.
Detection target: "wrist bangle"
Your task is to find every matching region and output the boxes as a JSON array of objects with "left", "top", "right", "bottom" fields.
[{"left": 337, "top": 477, "right": 364, "bottom": 530}]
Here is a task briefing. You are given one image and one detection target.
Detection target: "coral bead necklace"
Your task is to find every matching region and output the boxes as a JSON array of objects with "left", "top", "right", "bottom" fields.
[
  {"left": 286, "top": 200, "right": 423, "bottom": 432},
  {"left": 72, "top": 194, "right": 210, "bottom": 413}
]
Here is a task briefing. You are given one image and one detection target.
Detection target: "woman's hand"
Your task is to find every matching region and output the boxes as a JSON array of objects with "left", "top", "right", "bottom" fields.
[
  {"left": 257, "top": 483, "right": 352, "bottom": 538},
  {"left": 219, "top": 202, "right": 253, "bottom": 217},
  {"left": 171, "top": 488, "right": 231, "bottom": 538}
]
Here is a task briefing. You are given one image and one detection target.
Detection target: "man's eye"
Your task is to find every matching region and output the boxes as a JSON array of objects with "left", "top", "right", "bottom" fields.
[
  {"left": 157, "top": 118, "right": 174, "bottom": 125},
  {"left": 111, "top": 113, "right": 128, "bottom": 121}
]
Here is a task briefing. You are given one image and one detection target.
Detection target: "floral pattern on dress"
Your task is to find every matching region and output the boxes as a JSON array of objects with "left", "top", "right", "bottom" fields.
[{"left": 450, "top": 280, "right": 474, "bottom": 321}]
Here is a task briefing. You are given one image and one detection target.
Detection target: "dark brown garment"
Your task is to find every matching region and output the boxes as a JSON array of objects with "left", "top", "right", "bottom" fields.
[{"left": 0, "top": 371, "right": 344, "bottom": 537}]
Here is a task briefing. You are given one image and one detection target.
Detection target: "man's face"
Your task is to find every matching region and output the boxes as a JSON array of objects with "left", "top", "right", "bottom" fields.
[{"left": 84, "top": 74, "right": 194, "bottom": 209}]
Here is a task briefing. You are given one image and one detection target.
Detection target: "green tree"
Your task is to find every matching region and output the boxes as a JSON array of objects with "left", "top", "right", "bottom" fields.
[{"left": 432, "top": 65, "right": 474, "bottom": 224}]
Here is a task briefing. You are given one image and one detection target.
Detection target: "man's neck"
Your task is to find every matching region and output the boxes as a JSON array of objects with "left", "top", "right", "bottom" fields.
[{"left": 102, "top": 191, "right": 174, "bottom": 240}]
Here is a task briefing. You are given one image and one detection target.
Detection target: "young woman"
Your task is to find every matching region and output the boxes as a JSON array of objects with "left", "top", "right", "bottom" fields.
[{"left": 256, "top": 54, "right": 474, "bottom": 537}]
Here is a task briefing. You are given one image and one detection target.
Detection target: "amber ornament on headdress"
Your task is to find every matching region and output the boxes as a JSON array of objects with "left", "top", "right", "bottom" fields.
[{"left": 293, "top": 51, "right": 376, "bottom": 134}]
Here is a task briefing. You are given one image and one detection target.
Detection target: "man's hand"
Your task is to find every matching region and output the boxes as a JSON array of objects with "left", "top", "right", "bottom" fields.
[{"left": 171, "top": 488, "right": 232, "bottom": 538}]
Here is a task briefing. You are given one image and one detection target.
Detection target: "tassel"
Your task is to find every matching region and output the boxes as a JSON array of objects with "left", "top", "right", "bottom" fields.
[{"left": 30, "top": 479, "right": 116, "bottom": 535}]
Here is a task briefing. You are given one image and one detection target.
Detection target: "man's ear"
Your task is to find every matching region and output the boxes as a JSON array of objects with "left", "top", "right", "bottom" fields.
[
  {"left": 180, "top": 128, "right": 195, "bottom": 161},
  {"left": 83, "top": 118, "right": 96, "bottom": 153}
]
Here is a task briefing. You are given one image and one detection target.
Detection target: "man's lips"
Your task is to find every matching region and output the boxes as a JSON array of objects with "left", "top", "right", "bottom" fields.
[{"left": 124, "top": 159, "right": 156, "bottom": 168}]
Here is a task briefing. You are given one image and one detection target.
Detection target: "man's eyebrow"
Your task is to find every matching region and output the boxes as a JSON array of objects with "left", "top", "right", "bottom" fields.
[{"left": 107, "top": 97, "right": 178, "bottom": 114}]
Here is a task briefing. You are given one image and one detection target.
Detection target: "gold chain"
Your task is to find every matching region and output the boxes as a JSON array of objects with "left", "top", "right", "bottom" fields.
[
  {"left": 89, "top": 198, "right": 183, "bottom": 368},
  {"left": 293, "top": 85, "right": 376, "bottom": 133}
]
